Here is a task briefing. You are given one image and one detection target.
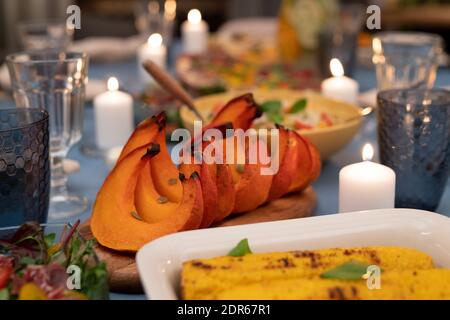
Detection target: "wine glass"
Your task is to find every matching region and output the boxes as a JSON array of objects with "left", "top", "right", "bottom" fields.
[
  {"left": 6, "top": 51, "right": 89, "bottom": 219},
  {"left": 18, "top": 20, "right": 74, "bottom": 51}
]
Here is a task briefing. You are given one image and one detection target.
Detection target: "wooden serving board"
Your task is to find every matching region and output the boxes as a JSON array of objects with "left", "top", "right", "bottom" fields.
[{"left": 80, "top": 187, "right": 316, "bottom": 294}]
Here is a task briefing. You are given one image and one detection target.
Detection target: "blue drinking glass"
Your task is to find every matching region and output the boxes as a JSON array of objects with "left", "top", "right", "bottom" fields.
[
  {"left": 377, "top": 89, "right": 450, "bottom": 211},
  {"left": 0, "top": 108, "right": 50, "bottom": 227}
]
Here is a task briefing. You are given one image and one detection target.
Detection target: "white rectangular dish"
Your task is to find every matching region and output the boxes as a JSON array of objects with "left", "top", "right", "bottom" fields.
[{"left": 136, "top": 209, "right": 450, "bottom": 300}]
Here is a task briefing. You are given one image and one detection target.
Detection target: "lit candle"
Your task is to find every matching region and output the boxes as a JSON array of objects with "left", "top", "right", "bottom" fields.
[
  {"left": 94, "top": 77, "right": 134, "bottom": 150},
  {"left": 339, "top": 144, "right": 396, "bottom": 213},
  {"left": 137, "top": 33, "right": 167, "bottom": 85},
  {"left": 181, "top": 9, "right": 209, "bottom": 54},
  {"left": 321, "top": 58, "right": 359, "bottom": 104}
]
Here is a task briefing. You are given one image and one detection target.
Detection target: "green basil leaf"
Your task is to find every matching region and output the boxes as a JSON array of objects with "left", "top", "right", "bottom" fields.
[
  {"left": 267, "top": 112, "right": 284, "bottom": 124},
  {"left": 320, "top": 261, "right": 371, "bottom": 280},
  {"left": 260, "top": 100, "right": 282, "bottom": 113},
  {"left": 228, "top": 238, "right": 252, "bottom": 257},
  {"left": 290, "top": 98, "right": 307, "bottom": 113}
]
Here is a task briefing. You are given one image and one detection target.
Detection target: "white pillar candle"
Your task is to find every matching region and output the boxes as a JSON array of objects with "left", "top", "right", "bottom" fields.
[
  {"left": 339, "top": 144, "right": 396, "bottom": 213},
  {"left": 181, "top": 9, "right": 209, "bottom": 54},
  {"left": 94, "top": 77, "right": 134, "bottom": 150},
  {"left": 105, "top": 146, "right": 123, "bottom": 169},
  {"left": 321, "top": 58, "right": 359, "bottom": 104},
  {"left": 137, "top": 33, "right": 167, "bottom": 86}
]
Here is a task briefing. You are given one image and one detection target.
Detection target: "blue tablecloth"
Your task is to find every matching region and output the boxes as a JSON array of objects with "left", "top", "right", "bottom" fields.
[{"left": 0, "top": 56, "right": 449, "bottom": 300}]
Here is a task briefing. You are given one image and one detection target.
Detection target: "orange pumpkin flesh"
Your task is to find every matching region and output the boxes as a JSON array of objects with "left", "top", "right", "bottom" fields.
[
  {"left": 208, "top": 93, "right": 262, "bottom": 131},
  {"left": 230, "top": 137, "right": 273, "bottom": 213},
  {"left": 118, "top": 113, "right": 165, "bottom": 162},
  {"left": 92, "top": 144, "right": 203, "bottom": 252},
  {"left": 288, "top": 132, "right": 314, "bottom": 193},
  {"left": 213, "top": 164, "right": 235, "bottom": 223},
  {"left": 149, "top": 127, "right": 182, "bottom": 203},
  {"left": 268, "top": 127, "right": 298, "bottom": 201},
  {"left": 135, "top": 161, "right": 179, "bottom": 223}
]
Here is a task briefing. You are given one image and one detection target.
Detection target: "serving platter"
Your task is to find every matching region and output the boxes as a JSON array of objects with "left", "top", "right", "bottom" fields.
[
  {"left": 136, "top": 209, "right": 450, "bottom": 300},
  {"left": 80, "top": 186, "right": 316, "bottom": 293}
]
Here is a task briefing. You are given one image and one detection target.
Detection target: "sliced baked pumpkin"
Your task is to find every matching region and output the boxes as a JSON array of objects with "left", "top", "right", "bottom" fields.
[
  {"left": 267, "top": 127, "right": 299, "bottom": 201},
  {"left": 91, "top": 144, "right": 203, "bottom": 252},
  {"left": 149, "top": 126, "right": 182, "bottom": 203},
  {"left": 118, "top": 112, "right": 165, "bottom": 162},
  {"left": 228, "top": 136, "right": 273, "bottom": 213},
  {"left": 208, "top": 93, "right": 262, "bottom": 131},
  {"left": 288, "top": 132, "right": 314, "bottom": 193}
]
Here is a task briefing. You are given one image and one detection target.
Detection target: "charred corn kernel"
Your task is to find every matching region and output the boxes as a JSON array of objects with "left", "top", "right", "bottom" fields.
[
  {"left": 215, "top": 269, "right": 450, "bottom": 300},
  {"left": 181, "top": 246, "right": 435, "bottom": 300},
  {"left": 19, "top": 283, "right": 47, "bottom": 300}
]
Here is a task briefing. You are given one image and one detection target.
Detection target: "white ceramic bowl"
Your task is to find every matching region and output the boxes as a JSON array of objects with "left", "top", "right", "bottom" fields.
[{"left": 136, "top": 209, "right": 450, "bottom": 300}]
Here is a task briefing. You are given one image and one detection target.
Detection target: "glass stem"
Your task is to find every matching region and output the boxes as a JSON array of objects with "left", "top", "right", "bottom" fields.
[{"left": 50, "top": 155, "right": 68, "bottom": 194}]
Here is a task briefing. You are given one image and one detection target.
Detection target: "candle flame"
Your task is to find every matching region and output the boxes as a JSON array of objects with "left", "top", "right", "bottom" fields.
[
  {"left": 188, "top": 9, "right": 202, "bottom": 24},
  {"left": 330, "top": 58, "right": 344, "bottom": 77},
  {"left": 148, "top": 33, "right": 163, "bottom": 48},
  {"left": 362, "top": 143, "right": 374, "bottom": 161},
  {"left": 164, "top": 0, "right": 177, "bottom": 20},
  {"left": 107, "top": 77, "right": 119, "bottom": 91},
  {"left": 372, "top": 37, "right": 382, "bottom": 54}
]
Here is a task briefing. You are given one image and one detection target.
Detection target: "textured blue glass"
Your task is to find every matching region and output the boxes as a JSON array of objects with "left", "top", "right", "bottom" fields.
[
  {"left": 377, "top": 89, "right": 450, "bottom": 211},
  {"left": 0, "top": 109, "right": 50, "bottom": 227}
]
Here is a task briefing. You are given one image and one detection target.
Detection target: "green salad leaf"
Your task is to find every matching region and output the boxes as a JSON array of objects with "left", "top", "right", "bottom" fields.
[
  {"left": 260, "top": 100, "right": 284, "bottom": 124},
  {"left": 228, "top": 238, "right": 253, "bottom": 257},
  {"left": 260, "top": 100, "right": 282, "bottom": 113},
  {"left": 65, "top": 236, "right": 109, "bottom": 300},
  {"left": 44, "top": 233, "right": 56, "bottom": 248},
  {"left": 0, "top": 288, "right": 9, "bottom": 300},
  {"left": 320, "top": 261, "right": 371, "bottom": 280},
  {"left": 290, "top": 98, "right": 307, "bottom": 114}
]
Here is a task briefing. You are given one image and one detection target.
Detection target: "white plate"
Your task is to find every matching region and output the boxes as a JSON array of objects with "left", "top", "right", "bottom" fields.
[{"left": 136, "top": 209, "right": 450, "bottom": 300}]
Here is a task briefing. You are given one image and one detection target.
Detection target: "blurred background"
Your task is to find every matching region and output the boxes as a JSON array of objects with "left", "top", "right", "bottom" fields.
[
  {"left": 1, "top": 0, "right": 450, "bottom": 57},
  {"left": 1, "top": 0, "right": 450, "bottom": 222}
]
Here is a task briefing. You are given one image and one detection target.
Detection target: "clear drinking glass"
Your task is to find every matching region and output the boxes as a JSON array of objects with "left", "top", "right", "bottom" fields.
[
  {"left": 18, "top": 21, "right": 74, "bottom": 51},
  {"left": 6, "top": 52, "right": 89, "bottom": 219},
  {"left": 372, "top": 32, "right": 443, "bottom": 90},
  {"left": 134, "top": 0, "right": 176, "bottom": 47},
  {"left": 377, "top": 89, "right": 450, "bottom": 211},
  {"left": 319, "top": 3, "right": 365, "bottom": 78},
  {"left": 0, "top": 108, "right": 50, "bottom": 227}
]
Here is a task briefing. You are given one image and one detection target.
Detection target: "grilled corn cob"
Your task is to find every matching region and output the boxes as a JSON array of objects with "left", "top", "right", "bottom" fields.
[
  {"left": 181, "top": 246, "right": 435, "bottom": 300},
  {"left": 215, "top": 269, "right": 450, "bottom": 300}
]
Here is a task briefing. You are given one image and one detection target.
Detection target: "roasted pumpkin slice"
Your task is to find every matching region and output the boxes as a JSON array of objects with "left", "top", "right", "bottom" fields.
[
  {"left": 118, "top": 112, "right": 165, "bottom": 162},
  {"left": 288, "top": 132, "right": 314, "bottom": 193},
  {"left": 92, "top": 143, "right": 203, "bottom": 252},
  {"left": 229, "top": 136, "right": 273, "bottom": 213},
  {"left": 213, "top": 164, "right": 235, "bottom": 223},
  {"left": 267, "top": 127, "right": 299, "bottom": 201},
  {"left": 149, "top": 127, "right": 182, "bottom": 203},
  {"left": 208, "top": 93, "right": 262, "bottom": 131},
  {"left": 135, "top": 161, "right": 179, "bottom": 223}
]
